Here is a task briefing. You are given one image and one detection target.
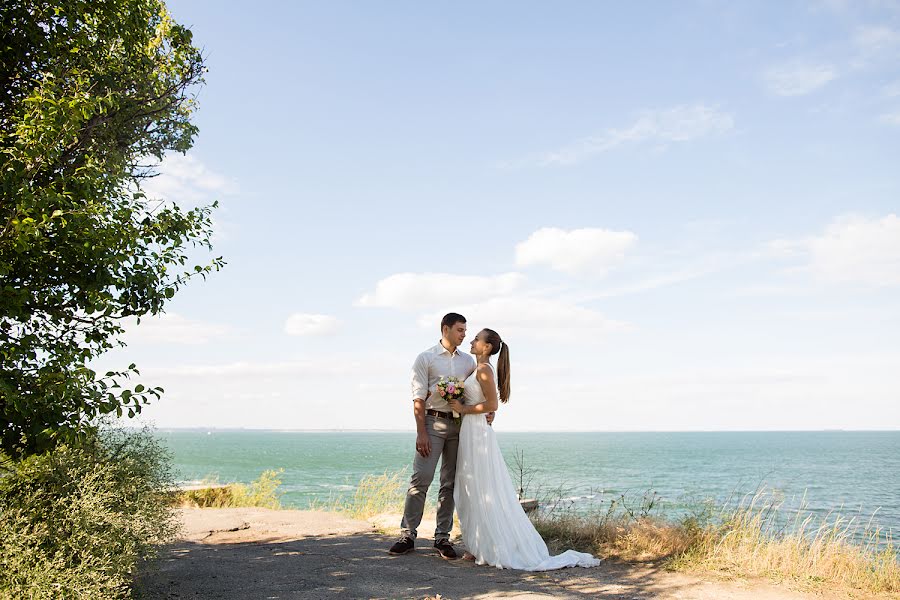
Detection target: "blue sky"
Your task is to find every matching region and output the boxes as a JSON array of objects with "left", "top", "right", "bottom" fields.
[{"left": 104, "top": 0, "right": 900, "bottom": 430}]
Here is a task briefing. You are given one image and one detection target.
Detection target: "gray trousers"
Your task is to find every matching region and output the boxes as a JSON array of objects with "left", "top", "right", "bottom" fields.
[{"left": 400, "top": 414, "right": 459, "bottom": 541}]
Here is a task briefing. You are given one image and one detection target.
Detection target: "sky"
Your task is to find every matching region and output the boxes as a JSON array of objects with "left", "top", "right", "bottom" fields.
[{"left": 101, "top": 0, "right": 900, "bottom": 431}]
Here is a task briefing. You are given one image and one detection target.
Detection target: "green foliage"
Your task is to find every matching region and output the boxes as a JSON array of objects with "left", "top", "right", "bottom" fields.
[
  {"left": 178, "top": 470, "right": 285, "bottom": 509},
  {"left": 0, "top": 427, "right": 179, "bottom": 599},
  {"left": 0, "top": 0, "right": 222, "bottom": 456}
]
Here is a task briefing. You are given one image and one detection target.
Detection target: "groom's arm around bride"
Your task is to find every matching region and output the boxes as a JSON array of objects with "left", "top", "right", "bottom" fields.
[{"left": 389, "top": 312, "right": 475, "bottom": 558}]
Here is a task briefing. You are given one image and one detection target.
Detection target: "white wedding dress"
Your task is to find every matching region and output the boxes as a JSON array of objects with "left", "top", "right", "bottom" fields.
[{"left": 454, "top": 363, "right": 601, "bottom": 570}]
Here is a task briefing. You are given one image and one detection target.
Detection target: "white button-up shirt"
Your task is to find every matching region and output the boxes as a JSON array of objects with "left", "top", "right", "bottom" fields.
[{"left": 411, "top": 342, "right": 477, "bottom": 411}]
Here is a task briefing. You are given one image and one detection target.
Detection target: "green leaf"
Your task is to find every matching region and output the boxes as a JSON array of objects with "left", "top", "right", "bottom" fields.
[{"left": 0, "top": 0, "right": 214, "bottom": 458}]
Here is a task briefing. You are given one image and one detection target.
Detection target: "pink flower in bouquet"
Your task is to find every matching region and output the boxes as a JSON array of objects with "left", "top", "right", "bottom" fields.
[{"left": 436, "top": 376, "right": 465, "bottom": 424}]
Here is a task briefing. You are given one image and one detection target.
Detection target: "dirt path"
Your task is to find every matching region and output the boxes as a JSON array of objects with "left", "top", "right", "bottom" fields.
[{"left": 135, "top": 508, "right": 861, "bottom": 600}]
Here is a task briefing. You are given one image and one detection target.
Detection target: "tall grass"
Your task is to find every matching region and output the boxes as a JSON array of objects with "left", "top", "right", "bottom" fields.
[
  {"left": 177, "top": 469, "right": 284, "bottom": 509},
  {"left": 532, "top": 487, "right": 898, "bottom": 595},
  {"left": 669, "top": 491, "right": 898, "bottom": 593},
  {"left": 310, "top": 471, "right": 407, "bottom": 519},
  {"left": 533, "top": 488, "right": 698, "bottom": 561}
]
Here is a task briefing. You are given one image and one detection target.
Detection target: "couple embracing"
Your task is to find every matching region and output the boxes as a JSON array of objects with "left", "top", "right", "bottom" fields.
[{"left": 388, "top": 312, "right": 601, "bottom": 571}]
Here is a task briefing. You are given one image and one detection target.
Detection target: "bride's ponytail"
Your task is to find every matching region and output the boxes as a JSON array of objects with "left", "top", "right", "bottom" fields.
[
  {"left": 482, "top": 328, "right": 511, "bottom": 403},
  {"left": 497, "top": 341, "right": 510, "bottom": 403}
]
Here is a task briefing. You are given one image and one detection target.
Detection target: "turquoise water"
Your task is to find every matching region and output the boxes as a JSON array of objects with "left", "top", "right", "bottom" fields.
[{"left": 158, "top": 430, "right": 900, "bottom": 536}]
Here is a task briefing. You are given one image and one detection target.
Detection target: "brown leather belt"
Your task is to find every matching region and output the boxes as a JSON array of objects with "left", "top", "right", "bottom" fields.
[{"left": 426, "top": 409, "right": 453, "bottom": 419}]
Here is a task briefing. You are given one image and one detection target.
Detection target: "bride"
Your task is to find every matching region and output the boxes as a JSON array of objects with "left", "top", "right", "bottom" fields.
[{"left": 448, "top": 328, "right": 601, "bottom": 571}]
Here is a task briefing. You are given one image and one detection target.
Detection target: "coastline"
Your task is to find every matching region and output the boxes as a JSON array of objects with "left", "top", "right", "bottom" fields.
[
  {"left": 154, "top": 427, "right": 900, "bottom": 433},
  {"left": 170, "top": 471, "right": 899, "bottom": 599},
  {"left": 136, "top": 507, "right": 882, "bottom": 600}
]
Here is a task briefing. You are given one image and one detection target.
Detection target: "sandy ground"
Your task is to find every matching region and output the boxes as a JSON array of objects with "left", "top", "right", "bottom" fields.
[{"left": 135, "top": 507, "right": 872, "bottom": 600}]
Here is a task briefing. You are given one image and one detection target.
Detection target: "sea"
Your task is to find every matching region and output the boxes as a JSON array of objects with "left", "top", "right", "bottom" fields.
[{"left": 158, "top": 430, "right": 900, "bottom": 539}]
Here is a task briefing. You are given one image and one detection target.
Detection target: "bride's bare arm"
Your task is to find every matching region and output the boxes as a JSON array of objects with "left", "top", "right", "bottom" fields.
[{"left": 449, "top": 365, "right": 499, "bottom": 415}]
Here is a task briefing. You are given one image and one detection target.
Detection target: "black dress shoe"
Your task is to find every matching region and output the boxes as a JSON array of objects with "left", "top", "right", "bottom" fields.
[
  {"left": 389, "top": 536, "right": 415, "bottom": 555},
  {"left": 433, "top": 538, "right": 458, "bottom": 559}
]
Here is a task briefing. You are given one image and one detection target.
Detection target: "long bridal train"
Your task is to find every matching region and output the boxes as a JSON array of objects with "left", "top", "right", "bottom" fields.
[{"left": 454, "top": 364, "right": 601, "bottom": 571}]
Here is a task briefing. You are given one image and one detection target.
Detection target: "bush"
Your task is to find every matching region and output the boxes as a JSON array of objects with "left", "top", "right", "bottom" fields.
[{"left": 0, "top": 427, "right": 178, "bottom": 599}]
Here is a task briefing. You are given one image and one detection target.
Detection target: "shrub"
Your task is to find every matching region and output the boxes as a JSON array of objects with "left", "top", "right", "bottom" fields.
[{"left": 0, "top": 428, "right": 178, "bottom": 599}]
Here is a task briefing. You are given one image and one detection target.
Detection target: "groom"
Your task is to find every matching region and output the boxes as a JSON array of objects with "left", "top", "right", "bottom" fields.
[{"left": 389, "top": 312, "right": 477, "bottom": 559}]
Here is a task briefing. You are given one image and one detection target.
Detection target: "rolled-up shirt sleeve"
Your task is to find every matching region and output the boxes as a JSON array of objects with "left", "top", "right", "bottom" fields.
[{"left": 411, "top": 352, "right": 429, "bottom": 402}]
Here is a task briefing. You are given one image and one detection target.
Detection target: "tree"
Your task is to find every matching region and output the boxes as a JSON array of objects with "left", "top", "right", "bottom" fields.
[{"left": 0, "top": 0, "right": 223, "bottom": 457}]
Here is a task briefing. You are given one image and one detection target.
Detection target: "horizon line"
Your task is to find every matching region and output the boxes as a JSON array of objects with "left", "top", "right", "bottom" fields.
[{"left": 151, "top": 427, "right": 900, "bottom": 433}]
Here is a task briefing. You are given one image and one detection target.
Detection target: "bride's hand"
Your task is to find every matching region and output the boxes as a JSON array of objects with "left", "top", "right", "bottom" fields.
[{"left": 448, "top": 399, "right": 465, "bottom": 414}]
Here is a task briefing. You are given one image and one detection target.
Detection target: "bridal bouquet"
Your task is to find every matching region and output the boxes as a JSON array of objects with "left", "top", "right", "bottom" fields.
[{"left": 436, "top": 376, "right": 464, "bottom": 425}]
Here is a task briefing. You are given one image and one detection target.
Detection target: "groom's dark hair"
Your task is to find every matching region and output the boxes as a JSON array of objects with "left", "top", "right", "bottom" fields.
[{"left": 440, "top": 312, "right": 466, "bottom": 330}]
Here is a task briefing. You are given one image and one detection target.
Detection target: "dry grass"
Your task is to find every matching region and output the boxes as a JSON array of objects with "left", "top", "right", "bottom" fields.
[
  {"left": 177, "top": 469, "right": 284, "bottom": 509},
  {"left": 533, "top": 489, "right": 699, "bottom": 562},
  {"left": 533, "top": 488, "right": 898, "bottom": 596},
  {"left": 310, "top": 471, "right": 408, "bottom": 520},
  {"left": 313, "top": 470, "right": 464, "bottom": 535},
  {"left": 670, "top": 491, "right": 899, "bottom": 594}
]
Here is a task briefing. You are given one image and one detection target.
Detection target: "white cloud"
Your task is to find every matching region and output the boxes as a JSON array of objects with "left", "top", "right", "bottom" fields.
[
  {"left": 879, "top": 110, "right": 900, "bottom": 125},
  {"left": 284, "top": 313, "right": 341, "bottom": 336},
  {"left": 356, "top": 272, "right": 526, "bottom": 309},
  {"left": 537, "top": 105, "right": 733, "bottom": 166},
  {"left": 525, "top": 354, "right": 900, "bottom": 432},
  {"left": 884, "top": 80, "right": 900, "bottom": 97},
  {"left": 762, "top": 61, "right": 837, "bottom": 96},
  {"left": 122, "top": 313, "right": 232, "bottom": 345},
  {"left": 141, "top": 153, "right": 238, "bottom": 205},
  {"left": 853, "top": 25, "right": 900, "bottom": 55},
  {"left": 764, "top": 237, "right": 808, "bottom": 259},
  {"left": 117, "top": 353, "right": 417, "bottom": 429},
  {"left": 121, "top": 350, "right": 900, "bottom": 431},
  {"left": 769, "top": 214, "right": 900, "bottom": 286},
  {"left": 136, "top": 153, "right": 238, "bottom": 241},
  {"left": 418, "top": 296, "right": 630, "bottom": 341},
  {"left": 148, "top": 358, "right": 380, "bottom": 378},
  {"left": 808, "top": 214, "right": 900, "bottom": 285},
  {"left": 581, "top": 265, "right": 723, "bottom": 299},
  {"left": 515, "top": 227, "right": 637, "bottom": 276}
]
